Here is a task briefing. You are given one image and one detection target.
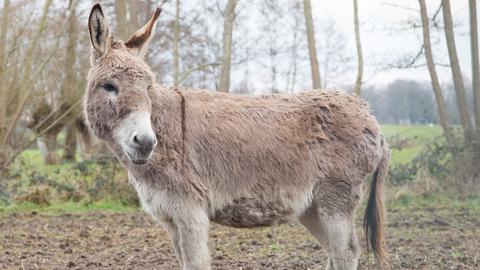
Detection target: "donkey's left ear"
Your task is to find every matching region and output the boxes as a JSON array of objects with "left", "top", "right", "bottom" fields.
[{"left": 125, "top": 8, "right": 161, "bottom": 57}]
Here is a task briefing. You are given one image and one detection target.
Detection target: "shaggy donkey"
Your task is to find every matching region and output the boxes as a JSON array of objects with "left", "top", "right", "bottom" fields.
[{"left": 85, "top": 4, "right": 389, "bottom": 270}]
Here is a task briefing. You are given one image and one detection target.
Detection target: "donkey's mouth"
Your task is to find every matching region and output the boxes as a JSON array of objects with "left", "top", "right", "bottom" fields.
[
  {"left": 132, "top": 159, "right": 147, "bottom": 165},
  {"left": 126, "top": 151, "right": 148, "bottom": 165}
]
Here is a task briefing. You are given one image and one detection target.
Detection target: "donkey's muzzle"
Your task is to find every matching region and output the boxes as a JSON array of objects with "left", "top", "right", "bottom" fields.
[{"left": 132, "top": 133, "right": 157, "bottom": 157}]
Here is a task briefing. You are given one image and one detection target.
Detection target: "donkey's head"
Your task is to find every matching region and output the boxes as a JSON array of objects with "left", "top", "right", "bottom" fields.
[{"left": 85, "top": 4, "right": 161, "bottom": 164}]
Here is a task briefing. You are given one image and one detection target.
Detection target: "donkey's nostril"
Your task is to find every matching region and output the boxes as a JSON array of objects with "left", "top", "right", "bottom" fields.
[{"left": 132, "top": 133, "right": 156, "bottom": 155}]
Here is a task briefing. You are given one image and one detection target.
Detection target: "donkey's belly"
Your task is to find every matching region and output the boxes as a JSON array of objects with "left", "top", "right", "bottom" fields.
[{"left": 210, "top": 197, "right": 294, "bottom": 228}]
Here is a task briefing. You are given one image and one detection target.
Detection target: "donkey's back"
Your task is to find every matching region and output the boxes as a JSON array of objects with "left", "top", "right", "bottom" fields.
[{"left": 181, "top": 88, "right": 384, "bottom": 190}]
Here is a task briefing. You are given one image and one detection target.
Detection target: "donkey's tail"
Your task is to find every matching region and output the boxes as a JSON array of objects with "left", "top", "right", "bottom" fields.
[{"left": 363, "top": 143, "right": 390, "bottom": 268}]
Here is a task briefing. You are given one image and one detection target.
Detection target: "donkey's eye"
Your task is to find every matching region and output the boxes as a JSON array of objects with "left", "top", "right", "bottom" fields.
[{"left": 103, "top": 83, "right": 118, "bottom": 93}]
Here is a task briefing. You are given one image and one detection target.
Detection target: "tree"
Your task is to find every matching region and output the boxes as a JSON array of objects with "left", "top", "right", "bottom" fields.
[
  {"left": 469, "top": 0, "right": 480, "bottom": 131},
  {"left": 0, "top": 0, "right": 10, "bottom": 133},
  {"left": 173, "top": 0, "right": 180, "bottom": 87},
  {"left": 62, "top": 0, "right": 80, "bottom": 161},
  {"left": 218, "top": 0, "right": 237, "bottom": 92},
  {"left": 441, "top": 0, "right": 473, "bottom": 136},
  {"left": 418, "top": 0, "right": 454, "bottom": 147},
  {"left": 115, "top": 0, "right": 129, "bottom": 40},
  {"left": 303, "top": 0, "right": 321, "bottom": 89},
  {"left": 353, "top": 0, "right": 363, "bottom": 96},
  {"left": 1, "top": 0, "right": 54, "bottom": 154}
]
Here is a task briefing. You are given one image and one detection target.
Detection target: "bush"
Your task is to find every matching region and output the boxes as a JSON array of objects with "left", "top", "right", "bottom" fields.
[
  {"left": 2, "top": 154, "right": 139, "bottom": 206},
  {"left": 388, "top": 132, "right": 480, "bottom": 197}
]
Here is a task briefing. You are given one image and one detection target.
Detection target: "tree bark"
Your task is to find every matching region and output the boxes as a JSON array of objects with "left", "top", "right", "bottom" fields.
[
  {"left": 470, "top": 0, "right": 480, "bottom": 131},
  {"left": 129, "top": 0, "right": 144, "bottom": 31},
  {"left": 173, "top": 0, "right": 180, "bottom": 87},
  {"left": 418, "top": 0, "right": 454, "bottom": 147},
  {"left": 38, "top": 130, "right": 60, "bottom": 165},
  {"left": 63, "top": 124, "right": 77, "bottom": 161},
  {"left": 218, "top": 0, "right": 237, "bottom": 93},
  {"left": 442, "top": 0, "right": 473, "bottom": 136},
  {"left": 61, "top": 1, "right": 79, "bottom": 162},
  {"left": 353, "top": 0, "right": 363, "bottom": 96},
  {"left": 115, "top": 0, "right": 129, "bottom": 40},
  {"left": 303, "top": 0, "right": 321, "bottom": 89},
  {"left": 0, "top": 0, "right": 10, "bottom": 134}
]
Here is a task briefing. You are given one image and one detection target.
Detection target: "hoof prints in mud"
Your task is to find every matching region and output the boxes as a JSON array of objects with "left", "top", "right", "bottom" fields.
[{"left": 0, "top": 206, "right": 478, "bottom": 269}]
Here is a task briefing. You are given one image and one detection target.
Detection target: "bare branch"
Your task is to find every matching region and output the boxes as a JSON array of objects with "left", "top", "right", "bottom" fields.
[{"left": 179, "top": 62, "right": 220, "bottom": 84}]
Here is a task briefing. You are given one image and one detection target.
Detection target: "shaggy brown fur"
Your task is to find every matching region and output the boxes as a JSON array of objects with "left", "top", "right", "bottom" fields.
[{"left": 85, "top": 4, "right": 389, "bottom": 270}]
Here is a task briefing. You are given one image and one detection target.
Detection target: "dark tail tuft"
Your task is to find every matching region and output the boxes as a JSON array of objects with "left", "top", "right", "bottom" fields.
[{"left": 364, "top": 145, "right": 390, "bottom": 268}]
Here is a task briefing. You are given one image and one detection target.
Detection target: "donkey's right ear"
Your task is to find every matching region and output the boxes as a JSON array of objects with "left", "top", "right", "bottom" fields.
[{"left": 88, "top": 4, "right": 111, "bottom": 60}]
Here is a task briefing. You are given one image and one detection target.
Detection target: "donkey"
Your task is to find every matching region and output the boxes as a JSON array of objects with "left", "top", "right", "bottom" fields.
[{"left": 85, "top": 4, "right": 389, "bottom": 270}]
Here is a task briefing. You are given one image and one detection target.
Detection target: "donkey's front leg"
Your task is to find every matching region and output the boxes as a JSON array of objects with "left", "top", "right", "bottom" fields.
[
  {"left": 176, "top": 209, "right": 210, "bottom": 270},
  {"left": 163, "top": 221, "right": 184, "bottom": 268}
]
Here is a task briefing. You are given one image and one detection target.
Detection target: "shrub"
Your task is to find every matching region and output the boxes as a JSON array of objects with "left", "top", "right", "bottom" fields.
[
  {"left": 2, "top": 154, "right": 139, "bottom": 206},
  {"left": 388, "top": 132, "right": 480, "bottom": 197}
]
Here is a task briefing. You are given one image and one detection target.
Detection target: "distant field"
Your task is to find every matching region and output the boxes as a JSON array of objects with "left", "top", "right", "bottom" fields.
[{"left": 381, "top": 125, "right": 443, "bottom": 164}]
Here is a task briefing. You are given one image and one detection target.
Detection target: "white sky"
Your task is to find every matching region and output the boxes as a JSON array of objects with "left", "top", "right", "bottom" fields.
[
  {"left": 311, "top": 0, "right": 474, "bottom": 87},
  {"left": 70, "top": 0, "right": 477, "bottom": 92}
]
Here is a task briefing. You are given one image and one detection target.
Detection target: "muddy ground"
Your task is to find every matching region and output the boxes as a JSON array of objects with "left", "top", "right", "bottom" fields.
[{"left": 0, "top": 205, "right": 478, "bottom": 270}]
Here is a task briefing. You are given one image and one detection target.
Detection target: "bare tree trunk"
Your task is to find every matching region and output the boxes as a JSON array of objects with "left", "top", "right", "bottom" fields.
[
  {"left": 60, "top": 0, "right": 79, "bottom": 162},
  {"left": 270, "top": 51, "right": 278, "bottom": 93},
  {"left": 419, "top": 0, "right": 454, "bottom": 147},
  {"left": 173, "top": 0, "right": 180, "bottom": 87},
  {"left": 442, "top": 0, "right": 473, "bottom": 136},
  {"left": 38, "top": 130, "right": 60, "bottom": 165},
  {"left": 470, "top": 0, "right": 480, "bottom": 131},
  {"left": 63, "top": 124, "right": 77, "bottom": 161},
  {"left": 63, "top": 0, "right": 78, "bottom": 99},
  {"left": 353, "top": 0, "right": 363, "bottom": 96},
  {"left": 115, "top": 0, "right": 129, "bottom": 40},
  {"left": 75, "top": 117, "right": 93, "bottom": 158},
  {"left": 218, "top": 0, "right": 237, "bottom": 92},
  {"left": 0, "top": 0, "right": 10, "bottom": 134},
  {"left": 129, "top": 0, "right": 144, "bottom": 31},
  {"left": 303, "top": 0, "right": 321, "bottom": 89}
]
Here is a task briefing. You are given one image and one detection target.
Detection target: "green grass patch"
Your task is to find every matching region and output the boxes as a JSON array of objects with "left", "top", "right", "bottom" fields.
[
  {"left": 381, "top": 125, "right": 443, "bottom": 165},
  {"left": 0, "top": 200, "right": 139, "bottom": 215},
  {"left": 388, "top": 193, "right": 480, "bottom": 210},
  {"left": 381, "top": 125, "right": 443, "bottom": 142}
]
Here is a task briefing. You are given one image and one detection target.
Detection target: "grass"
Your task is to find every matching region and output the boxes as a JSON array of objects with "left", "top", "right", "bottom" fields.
[
  {"left": 3, "top": 193, "right": 477, "bottom": 218},
  {"left": 381, "top": 125, "right": 443, "bottom": 142},
  {"left": 389, "top": 192, "right": 480, "bottom": 210},
  {"left": 16, "top": 149, "right": 79, "bottom": 174},
  {"left": 381, "top": 125, "right": 443, "bottom": 164},
  {"left": 0, "top": 200, "right": 139, "bottom": 215}
]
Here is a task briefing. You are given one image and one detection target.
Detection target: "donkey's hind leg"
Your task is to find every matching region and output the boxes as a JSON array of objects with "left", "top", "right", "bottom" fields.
[{"left": 299, "top": 204, "right": 359, "bottom": 270}]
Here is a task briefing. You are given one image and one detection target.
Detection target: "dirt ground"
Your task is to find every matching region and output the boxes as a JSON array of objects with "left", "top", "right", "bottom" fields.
[{"left": 0, "top": 204, "right": 478, "bottom": 270}]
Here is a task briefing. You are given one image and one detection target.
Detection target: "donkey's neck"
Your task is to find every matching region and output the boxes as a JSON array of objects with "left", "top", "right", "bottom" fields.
[{"left": 149, "top": 85, "right": 185, "bottom": 163}]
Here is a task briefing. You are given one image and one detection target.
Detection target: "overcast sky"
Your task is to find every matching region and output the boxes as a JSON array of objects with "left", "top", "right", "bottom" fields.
[{"left": 311, "top": 0, "right": 473, "bottom": 87}]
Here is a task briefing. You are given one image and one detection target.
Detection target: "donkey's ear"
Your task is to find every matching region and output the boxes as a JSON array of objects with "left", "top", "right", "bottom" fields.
[
  {"left": 125, "top": 8, "right": 161, "bottom": 57},
  {"left": 88, "top": 4, "right": 111, "bottom": 60}
]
